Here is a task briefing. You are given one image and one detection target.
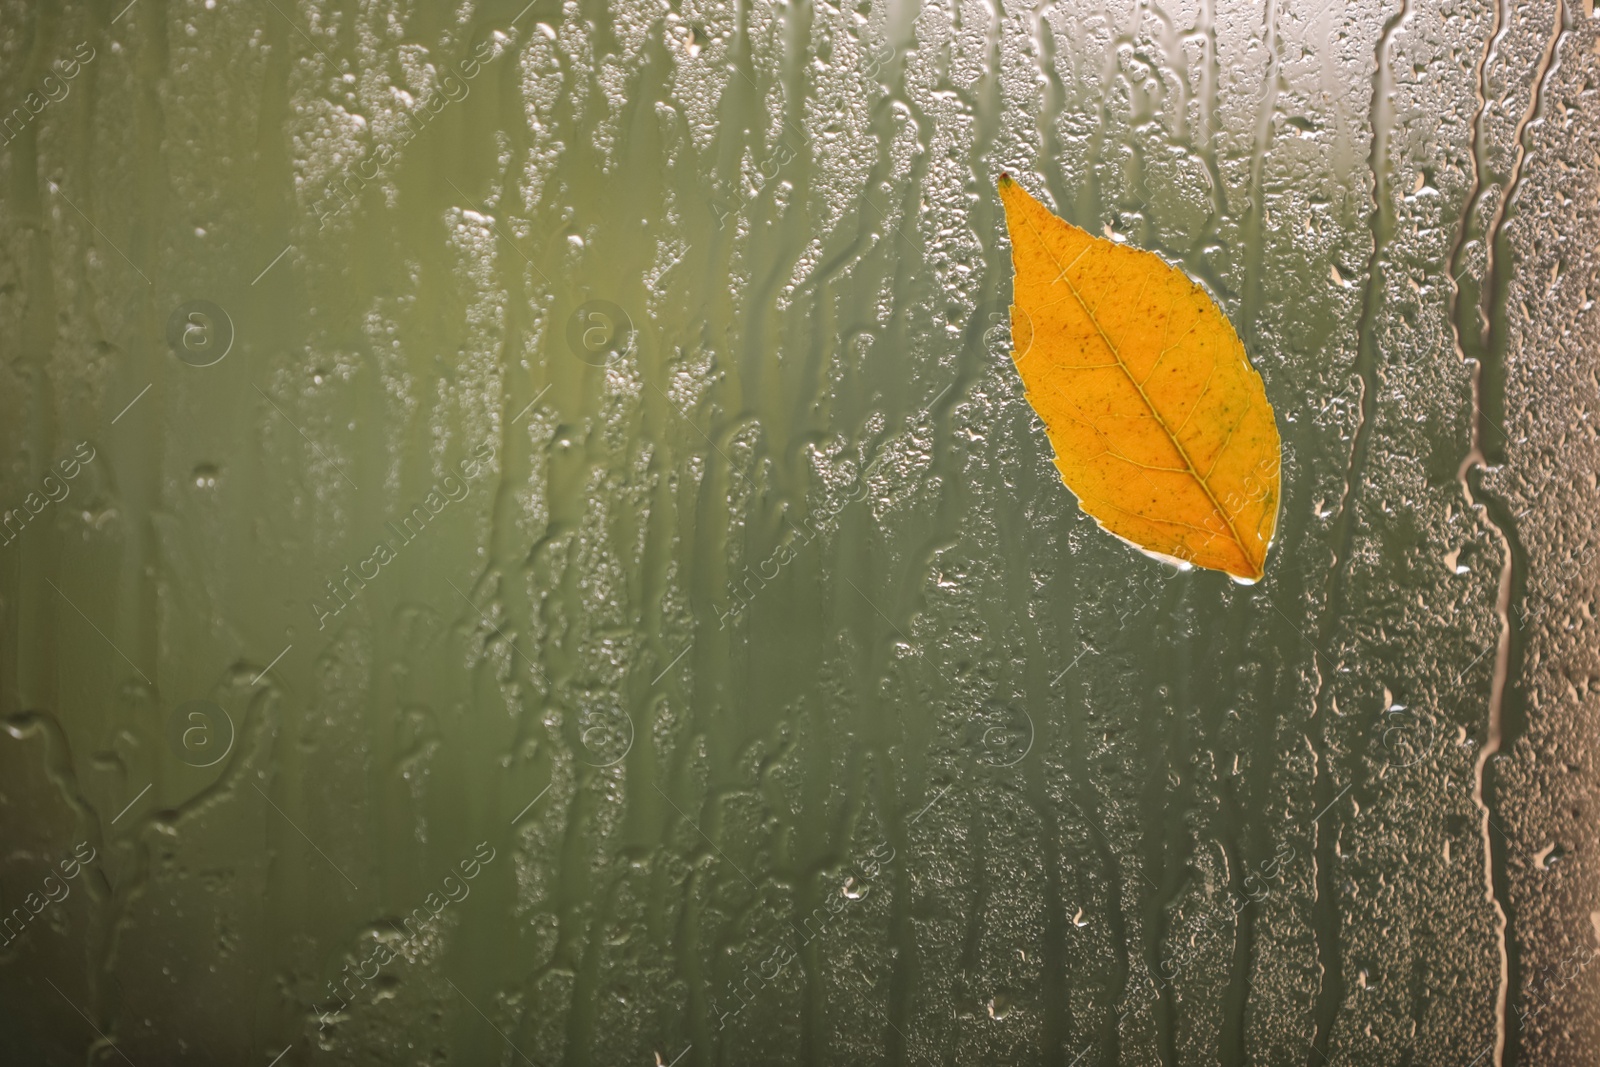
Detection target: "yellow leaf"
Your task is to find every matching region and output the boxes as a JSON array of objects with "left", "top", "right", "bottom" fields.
[{"left": 997, "top": 175, "right": 1281, "bottom": 582}]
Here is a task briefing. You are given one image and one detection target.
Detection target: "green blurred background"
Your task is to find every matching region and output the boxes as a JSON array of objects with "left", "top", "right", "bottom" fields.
[{"left": 2, "top": 0, "right": 1597, "bottom": 1063}]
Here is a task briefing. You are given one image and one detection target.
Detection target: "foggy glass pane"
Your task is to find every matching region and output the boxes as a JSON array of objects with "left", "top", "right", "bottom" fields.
[{"left": 1, "top": 0, "right": 1596, "bottom": 1064}]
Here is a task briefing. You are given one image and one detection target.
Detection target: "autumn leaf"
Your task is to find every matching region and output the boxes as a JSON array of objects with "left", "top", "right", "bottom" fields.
[{"left": 997, "top": 174, "right": 1281, "bottom": 582}]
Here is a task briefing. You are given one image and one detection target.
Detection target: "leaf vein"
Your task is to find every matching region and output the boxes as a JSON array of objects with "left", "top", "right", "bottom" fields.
[
  {"left": 1201, "top": 404, "right": 1253, "bottom": 484},
  {"left": 1172, "top": 348, "right": 1222, "bottom": 437}
]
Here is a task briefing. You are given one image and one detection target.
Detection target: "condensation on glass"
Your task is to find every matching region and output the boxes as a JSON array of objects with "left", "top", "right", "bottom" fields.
[{"left": 0, "top": 0, "right": 1596, "bottom": 1064}]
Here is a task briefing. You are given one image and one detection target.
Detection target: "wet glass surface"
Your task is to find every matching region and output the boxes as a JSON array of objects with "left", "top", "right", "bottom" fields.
[{"left": 1, "top": 0, "right": 1597, "bottom": 1063}]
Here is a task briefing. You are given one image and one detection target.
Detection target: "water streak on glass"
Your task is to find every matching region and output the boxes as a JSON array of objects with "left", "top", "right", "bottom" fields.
[{"left": 0, "top": 0, "right": 1597, "bottom": 1063}]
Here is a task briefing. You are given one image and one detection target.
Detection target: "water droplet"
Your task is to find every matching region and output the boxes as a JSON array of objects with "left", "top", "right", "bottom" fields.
[{"left": 1535, "top": 843, "right": 1568, "bottom": 869}]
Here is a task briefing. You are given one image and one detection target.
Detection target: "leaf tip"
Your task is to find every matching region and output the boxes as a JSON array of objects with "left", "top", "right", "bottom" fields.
[{"left": 1226, "top": 551, "right": 1268, "bottom": 584}]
